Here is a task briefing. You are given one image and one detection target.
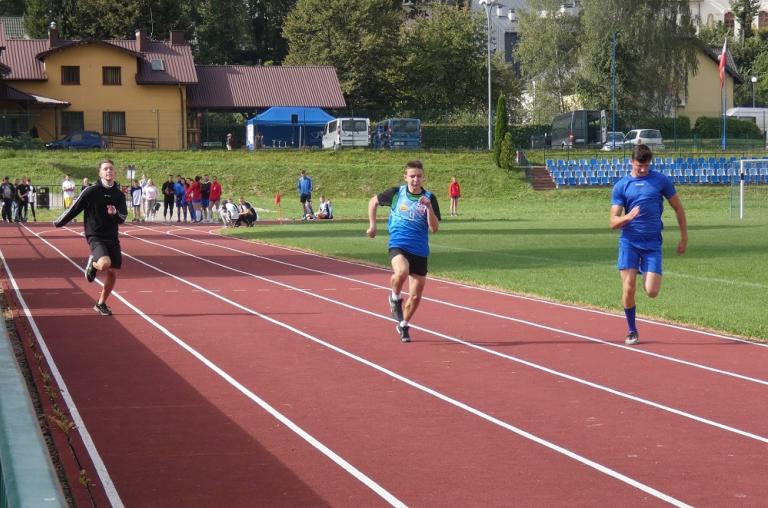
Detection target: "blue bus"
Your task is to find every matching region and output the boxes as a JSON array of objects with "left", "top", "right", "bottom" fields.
[{"left": 374, "top": 118, "right": 421, "bottom": 149}]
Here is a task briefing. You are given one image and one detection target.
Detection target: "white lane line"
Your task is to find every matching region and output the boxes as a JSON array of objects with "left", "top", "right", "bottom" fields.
[
  {"left": 204, "top": 227, "right": 766, "bottom": 347},
  {"left": 24, "top": 227, "right": 406, "bottom": 508},
  {"left": 0, "top": 249, "right": 125, "bottom": 508},
  {"left": 108, "top": 234, "right": 690, "bottom": 507},
  {"left": 120, "top": 229, "right": 768, "bottom": 446},
  {"left": 150, "top": 227, "right": 768, "bottom": 386}
]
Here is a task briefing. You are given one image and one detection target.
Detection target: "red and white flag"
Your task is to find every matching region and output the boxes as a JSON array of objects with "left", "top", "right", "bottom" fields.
[{"left": 719, "top": 38, "right": 727, "bottom": 89}]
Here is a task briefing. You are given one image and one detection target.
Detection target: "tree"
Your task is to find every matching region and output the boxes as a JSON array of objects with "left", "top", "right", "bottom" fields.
[
  {"left": 397, "top": 4, "right": 486, "bottom": 116},
  {"left": 494, "top": 94, "right": 507, "bottom": 166},
  {"left": 0, "top": 0, "right": 24, "bottom": 16},
  {"left": 731, "top": 0, "right": 761, "bottom": 41},
  {"left": 515, "top": 0, "right": 581, "bottom": 119},
  {"left": 195, "top": 0, "right": 250, "bottom": 64},
  {"left": 578, "top": 0, "right": 698, "bottom": 119},
  {"left": 283, "top": 0, "right": 404, "bottom": 110},
  {"left": 244, "top": 0, "right": 296, "bottom": 64}
]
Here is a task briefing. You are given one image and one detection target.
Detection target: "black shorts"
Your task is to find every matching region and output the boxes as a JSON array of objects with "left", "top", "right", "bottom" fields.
[
  {"left": 388, "top": 247, "right": 428, "bottom": 276},
  {"left": 88, "top": 236, "right": 122, "bottom": 269},
  {"left": 300, "top": 193, "right": 312, "bottom": 203}
]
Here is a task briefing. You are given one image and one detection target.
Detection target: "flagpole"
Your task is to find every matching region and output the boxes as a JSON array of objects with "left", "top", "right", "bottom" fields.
[{"left": 722, "top": 78, "right": 727, "bottom": 152}]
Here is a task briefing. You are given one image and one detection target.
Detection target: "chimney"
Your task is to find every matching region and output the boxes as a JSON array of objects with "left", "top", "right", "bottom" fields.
[
  {"left": 48, "top": 21, "right": 59, "bottom": 48},
  {"left": 496, "top": 5, "right": 504, "bottom": 17},
  {"left": 135, "top": 29, "right": 149, "bottom": 52},
  {"left": 508, "top": 9, "right": 517, "bottom": 22},
  {"left": 170, "top": 30, "right": 185, "bottom": 46}
]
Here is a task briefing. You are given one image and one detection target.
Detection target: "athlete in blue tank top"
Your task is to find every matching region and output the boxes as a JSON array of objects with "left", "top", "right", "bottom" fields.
[
  {"left": 610, "top": 144, "right": 688, "bottom": 346},
  {"left": 367, "top": 160, "right": 441, "bottom": 343}
]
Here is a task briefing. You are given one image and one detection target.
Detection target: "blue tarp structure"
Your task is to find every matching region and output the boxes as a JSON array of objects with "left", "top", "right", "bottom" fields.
[{"left": 246, "top": 107, "right": 335, "bottom": 149}]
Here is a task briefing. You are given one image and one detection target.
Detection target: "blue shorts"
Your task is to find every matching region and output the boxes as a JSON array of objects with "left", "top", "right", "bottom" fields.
[
  {"left": 201, "top": 199, "right": 210, "bottom": 207},
  {"left": 617, "top": 238, "right": 662, "bottom": 275}
]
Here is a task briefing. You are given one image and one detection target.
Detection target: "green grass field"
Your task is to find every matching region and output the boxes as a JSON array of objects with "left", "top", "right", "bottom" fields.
[{"left": 3, "top": 149, "right": 766, "bottom": 340}]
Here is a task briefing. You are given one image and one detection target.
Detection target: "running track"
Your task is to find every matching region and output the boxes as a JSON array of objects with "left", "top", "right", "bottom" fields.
[{"left": 1, "top": 223, "right": 767, "bottom": 507}]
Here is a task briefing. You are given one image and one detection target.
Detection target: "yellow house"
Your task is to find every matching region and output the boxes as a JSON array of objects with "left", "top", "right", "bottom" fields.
[
  {"left": 677, "top": 45, "right": 742, "bottom": 123},
  {"left": 0, "top": 23, "right": 346, "bottom": 150},
  {"left": 0, "top": 24, "right": 195, "bottom": 149}
]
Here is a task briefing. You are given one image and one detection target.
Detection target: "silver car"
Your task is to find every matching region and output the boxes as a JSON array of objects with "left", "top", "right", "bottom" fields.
[{"left": 624, "top": 129, "right": 664, "bottom": 150}]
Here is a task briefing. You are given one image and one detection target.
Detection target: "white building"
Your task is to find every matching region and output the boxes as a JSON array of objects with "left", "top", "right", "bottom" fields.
[{"left": 690, "top": 0, "right": 768, "bottom": 33}]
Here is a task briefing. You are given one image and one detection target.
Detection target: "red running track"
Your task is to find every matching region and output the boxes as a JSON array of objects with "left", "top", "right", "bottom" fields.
[{"left": 2, "top": 222, "right": 767, "bottom": 507}]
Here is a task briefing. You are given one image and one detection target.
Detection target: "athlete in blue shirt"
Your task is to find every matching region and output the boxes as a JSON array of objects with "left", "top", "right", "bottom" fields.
[
  {"left": 610, "top": 144, "right": 688, "bottom": 345},
  {"left": 367, "top": 160, "right": 441, "bottom": 342}
]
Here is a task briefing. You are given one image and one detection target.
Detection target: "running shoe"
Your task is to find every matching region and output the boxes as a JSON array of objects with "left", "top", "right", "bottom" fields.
[
  {"left": 396, "top": 324, "right": 411, "bottom": 343},
  {"left": 625, "top": 331, "right": 639, "bottom": 346},
  {"left": 84, "top": 255, "right": 97, "bottom": 283},
  {"left": 389, "top": 296, "right": 404, "bottom": 322},
  {"left": 93, "top": 303, "right": 113, "bottom": 316}
]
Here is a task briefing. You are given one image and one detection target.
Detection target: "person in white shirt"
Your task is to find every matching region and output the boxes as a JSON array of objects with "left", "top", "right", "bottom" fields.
[
  {"left": 62, "top": 175, "right": 75, "bottom": 208},
  {"left": 142, "top": 179, "right": 159, "bottom": 221}
]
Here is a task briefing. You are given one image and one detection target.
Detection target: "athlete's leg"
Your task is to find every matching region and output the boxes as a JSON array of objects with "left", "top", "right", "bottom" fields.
[
  {"left": 643, "top": 272, "right": 662, "bottom": 298},
  {"left": 98, "top": 268, "right": 116, "bottom": 305},
  {"left": 403, "top": 274, "right": 426, "bottom": 322},
  {"left": 390, "top": 254, "right": 409, "bottom": 296},
  {"left": 620, "top": 269, "right": 639, "bottom": 308}
]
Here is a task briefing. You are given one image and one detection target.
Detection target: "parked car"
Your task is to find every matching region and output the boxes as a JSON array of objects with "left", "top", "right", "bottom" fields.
[
  {"left": 45, "top": 131, "right": 105, "bottom": 150},
  {"left": 623, "top": 129, "right": 664, "bottom": 150},
  {"left": 601, "top": 131, "right": 625, "bottom": 151}
]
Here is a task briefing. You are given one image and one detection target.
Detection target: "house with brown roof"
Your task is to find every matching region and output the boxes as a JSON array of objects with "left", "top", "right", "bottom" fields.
[{"left": 0, "top": 23, "right": 345, "bottom": 149}]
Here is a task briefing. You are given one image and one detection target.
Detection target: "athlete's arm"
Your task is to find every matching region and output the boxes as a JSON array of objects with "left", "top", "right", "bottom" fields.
[
  {"left": 421, "top": 196, "right": 439, "bottom": 233},
  {"left": 668, "top": 194, "right": 687, "bottom": 255},
  {"left": 609, "top": 204, "right": 639, "bottom": 229},
  {"left": 53, "top": 186, "right": 91, "bottom": 227},
  {"left": 115, "top": 189, "right": 128, "bottom": 224},
  {"left": 366, "top": 195, "right": 380, "bottom": 238}
]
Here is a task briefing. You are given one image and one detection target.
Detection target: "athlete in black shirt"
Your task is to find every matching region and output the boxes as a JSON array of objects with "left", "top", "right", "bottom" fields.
[{"left": 54, "top": 159, "right": 128, "bottom": 316}]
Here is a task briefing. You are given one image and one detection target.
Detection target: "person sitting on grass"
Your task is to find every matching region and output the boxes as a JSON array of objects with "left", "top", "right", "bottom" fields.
[
  {"left": 317, "top": 196, "right": 333, "bottom": 220},
  {"left": 235, "top": 197, "right": 257, "bottom": 227}
]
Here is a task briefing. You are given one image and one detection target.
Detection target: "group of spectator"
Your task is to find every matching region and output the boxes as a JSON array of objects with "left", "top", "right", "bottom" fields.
[
  {"left": 1, "top": 176, "right": 37, "bottom": 223},
  {"left": 221, "top": 197, "right": 258, "bottom": 227},
  {"left": 126, "top": 173, "right": 224, "bottom": 223},
  {"left": 297, "top": 169, "right": 333, "bottom": 220}
]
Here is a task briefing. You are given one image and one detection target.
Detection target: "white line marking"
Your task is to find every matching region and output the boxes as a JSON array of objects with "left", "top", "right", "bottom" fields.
[
  {"left": 120, "top": 229, "right": 768, "bottom": 446},
  {"left": 151, "top": 227, "right": 768, "bottom": 385},
  {"left": 0, "top": 249, "right": 125, "bottom": 508},
  {"left": 21, "top": 227, "right": 406, "bottom": 508},
  {"left": 205, "top": 228, "right": 765, "bottom": 346},
  {"left": 104, "top": 234, "right": 691, "bottom": 506}
]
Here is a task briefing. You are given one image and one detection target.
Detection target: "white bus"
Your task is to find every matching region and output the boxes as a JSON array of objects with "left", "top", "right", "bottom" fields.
[
  {"left": 726, "top": 107, "right": 768, "bottom": 133},
  {"left": 322, "top": 118, "right": 370, "bottom": 149}
]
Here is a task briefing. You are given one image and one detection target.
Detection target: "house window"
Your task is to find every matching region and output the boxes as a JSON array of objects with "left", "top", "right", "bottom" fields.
[
  {"left": 61, "top": 112, "right": 84, "bottom": 135},
  {"left": 150, "top": 59, "right": 165, "bottom": 71},
  {"left": 61, "top": 66, "right": 80, "bottom": 85},
  {"left": 102, "top": 66, "right": 122, "bottom": 85},
  {"left": 724, "top": 12, "right": 735, "bottom": 31},
  {"left": 103, "top": 112, "right": 126, "bottom": 135},
  {"left": 759, "top": 11, "right": 768, "bottom": 28}
]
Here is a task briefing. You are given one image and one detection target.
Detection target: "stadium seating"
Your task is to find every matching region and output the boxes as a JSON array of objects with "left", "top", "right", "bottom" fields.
[{"left": 544, "top": 156, "right": 768, "bottom": 188}]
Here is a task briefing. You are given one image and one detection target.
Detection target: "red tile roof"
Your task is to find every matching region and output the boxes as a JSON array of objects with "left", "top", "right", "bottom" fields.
[
  {"left": 187, "top": 65, "right": 346, "bottom": 109},
  {"left": 0, "top": 27, "right": 197, "bottom": 84}
]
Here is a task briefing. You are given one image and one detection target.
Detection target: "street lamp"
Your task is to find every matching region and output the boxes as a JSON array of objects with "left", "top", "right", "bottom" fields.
[
  {"left": 479, "top": 0, "right": 498, "bottom": 151},
  {"left": 751, "top": 76, "right": 757, "bottom": 108}
]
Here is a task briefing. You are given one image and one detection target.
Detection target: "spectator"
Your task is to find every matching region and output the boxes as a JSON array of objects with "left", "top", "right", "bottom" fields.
[
  {"left": 209, "top": 175, "right": 222, "bottom": 221},
  {"left": 1, "top": 176, "right": 15, "bottom": 222},
  {"left": 142, "top": 179, "right": 159, "bottom": 221},
  {"left": 81, "top": 177, "right": 90, "bottom": 193},
  {"left": 200, "top": 174, "right": 211, "bottom": 222},
  {"left": 174, "top": 176, "right": 187, "bottom": 222},
  {"left": 161, "top": 175, "right": 175, "bottom": 222},
  {"left": 236, "top": 197, "right": 257, "bottom": 227},
  {"left": 220, "top": 199, "right": 239, "bottom": 227},
  {"left": 226, "top": 133, "right": 234, "bottom": 151},
  {"left": 449, "top": 176, "right": 461, "bottom": 216},
  {"left": 16, "top": 177, "right": 29, "bottom": 222},
  {"left": 62, "top": 175, "right": 75, "bottom": 209},
  {"left": 26, "top": 177, "right": 37, "bottom": 222},
  {"left": 130, "top": 180, "right": 142, "bottom": 222},
  {"left": 297, "top": 169, "right": 313, "bottom": 218},
  {"left": 317, "top": 196, "right": 333, "bottom": 220},
  {"left": 190, "top": 176, "right": 203, "bottom": 222}
]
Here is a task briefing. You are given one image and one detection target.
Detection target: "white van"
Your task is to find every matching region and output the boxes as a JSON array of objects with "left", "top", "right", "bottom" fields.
[
  {"left": 726, "top": 107, "right": 768, "bottom": 133},
  {"left": 322, "top": 118, "right": 370, "bottom": 149}
]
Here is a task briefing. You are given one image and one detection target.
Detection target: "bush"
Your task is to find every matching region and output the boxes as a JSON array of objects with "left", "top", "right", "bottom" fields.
[
  {"left": 422, "top": 124, "right": 487, "bottom": 149},
  {"left": 626, "top": 116, "right": 692, "bottom": 139},
  {"left": 499, "top": 132, "right": 515, "bottom": 170},
  {"left": 0, "top": 135, "right": 44, "bottom": 149},
  {"left": 693, "top": 116, "right": 762, "bottom": 138}
]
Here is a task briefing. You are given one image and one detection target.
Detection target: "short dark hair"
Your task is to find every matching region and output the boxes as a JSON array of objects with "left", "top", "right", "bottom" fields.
[
  {"left": 631, "top": 144, "right": 653, "bottom": 164},
  {"left": 405, "top": 160, "right": 423, "bottom": 171},
  {"left": 98, "top": 159, "right": 114, "bottom": 169}
]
